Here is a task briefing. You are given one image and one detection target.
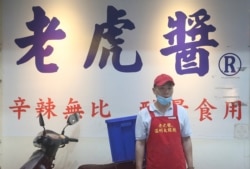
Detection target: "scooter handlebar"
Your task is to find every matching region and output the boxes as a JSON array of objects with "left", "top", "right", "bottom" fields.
[
  {"left": 34, "top": 132, "right": 78, "bottom": 147},
  {"left": 68, "top": 138, "right": 78, "bottom": 142}
]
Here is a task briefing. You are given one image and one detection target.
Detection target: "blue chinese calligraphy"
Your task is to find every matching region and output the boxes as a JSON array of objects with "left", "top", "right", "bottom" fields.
[
  {"left": 84, "top": 6, "right": 142, "bottom": 72},
  {"left": 15, "top": 6, "right": 66, "bottom": 73},
  {"left": 160, "top": 9, "right": 219, "bottom": 76}
]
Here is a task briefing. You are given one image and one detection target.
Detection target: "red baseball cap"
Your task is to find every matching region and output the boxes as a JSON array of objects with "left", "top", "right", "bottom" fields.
[{"left": 154, "top": 74, "right": 175, "bottom": 86}]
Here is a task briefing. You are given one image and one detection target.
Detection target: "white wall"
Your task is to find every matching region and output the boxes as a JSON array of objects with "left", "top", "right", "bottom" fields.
[
  {"left": 1, "top": 0, "right": 3, "bottom": 167},
  {"left": 1, "top": 0, "right": 250, "bottom": 169},
  {"left": 1, "top": 137, "right": 249, "bottom": 169}
]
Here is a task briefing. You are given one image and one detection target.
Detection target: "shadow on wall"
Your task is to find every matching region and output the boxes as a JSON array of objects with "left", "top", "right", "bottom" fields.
[{"left": 78, "top": 161, "right": 136, "bottom": 169}]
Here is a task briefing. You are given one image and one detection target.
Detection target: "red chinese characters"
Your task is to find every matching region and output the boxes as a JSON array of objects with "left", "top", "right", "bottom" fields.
[
  {"left": 9, "top": 97, "right": 31, "bottom": 119},
  {"left": 139, "top": 98, "right": 243, "bottom": 122},
  {"left": 9, "top": 97, "right": 244, "bottom": 121},
  {"left": 9, "top": 97, "right": 111, "bottom": 120}
]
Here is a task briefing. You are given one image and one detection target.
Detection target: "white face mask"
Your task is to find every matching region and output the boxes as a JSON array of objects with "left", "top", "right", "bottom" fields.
[{"left": 156, "top": 95, "right": 172, "bottom": 106}]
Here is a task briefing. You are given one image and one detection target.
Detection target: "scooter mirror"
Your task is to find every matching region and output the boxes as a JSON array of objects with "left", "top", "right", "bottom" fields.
[
  {"left": 67, "top": 113, "right": 80, "bottom": 125},
  {"left": 39, "top": 113, "right": 45, "bottom": 127}
]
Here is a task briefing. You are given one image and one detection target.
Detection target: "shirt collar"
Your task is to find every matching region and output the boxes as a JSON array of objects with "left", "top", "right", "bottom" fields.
[{"left": 150, "top": 102, "right": 173, "bottom": 113}]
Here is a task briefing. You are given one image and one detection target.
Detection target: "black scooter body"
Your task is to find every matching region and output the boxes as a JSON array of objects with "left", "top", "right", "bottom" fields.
[{"left": 20, "top": 113, "right": 80, "bottom": 169}]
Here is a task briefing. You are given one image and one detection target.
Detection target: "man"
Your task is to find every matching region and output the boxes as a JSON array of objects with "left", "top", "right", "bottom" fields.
[{"left": 135, "top": 74, "right": 194, "bottom": 169}]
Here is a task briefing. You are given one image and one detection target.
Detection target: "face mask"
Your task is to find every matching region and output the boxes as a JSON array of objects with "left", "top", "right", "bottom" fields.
[{"left": 156, "top": 95, "right": 172, "bottom": 106}]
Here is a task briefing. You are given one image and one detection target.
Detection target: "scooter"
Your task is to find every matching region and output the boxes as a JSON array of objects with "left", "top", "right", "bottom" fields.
[
  {"left": 20, "top": 113, "right": 137, "bottom": 169},
  {"left": 20, "top": 113, "right": 80, "bottom": 169}
]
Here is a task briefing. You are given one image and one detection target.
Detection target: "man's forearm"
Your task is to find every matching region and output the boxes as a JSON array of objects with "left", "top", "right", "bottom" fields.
[
  {"left": 135, "top": 140, "right": 145, "bottom": 169},
  {"left": 182, "top": 137, "right": 194, "bottom": 168}
]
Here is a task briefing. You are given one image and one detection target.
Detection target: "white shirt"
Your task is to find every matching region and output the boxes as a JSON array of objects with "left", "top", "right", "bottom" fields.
[{"left": 135, "top": 102, "right": 192, "bottom": 140}]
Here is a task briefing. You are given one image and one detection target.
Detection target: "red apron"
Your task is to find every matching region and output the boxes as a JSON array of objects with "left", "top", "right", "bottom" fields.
[{"left": 146, "top": 104, "right": 186, "bottom": 169}]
